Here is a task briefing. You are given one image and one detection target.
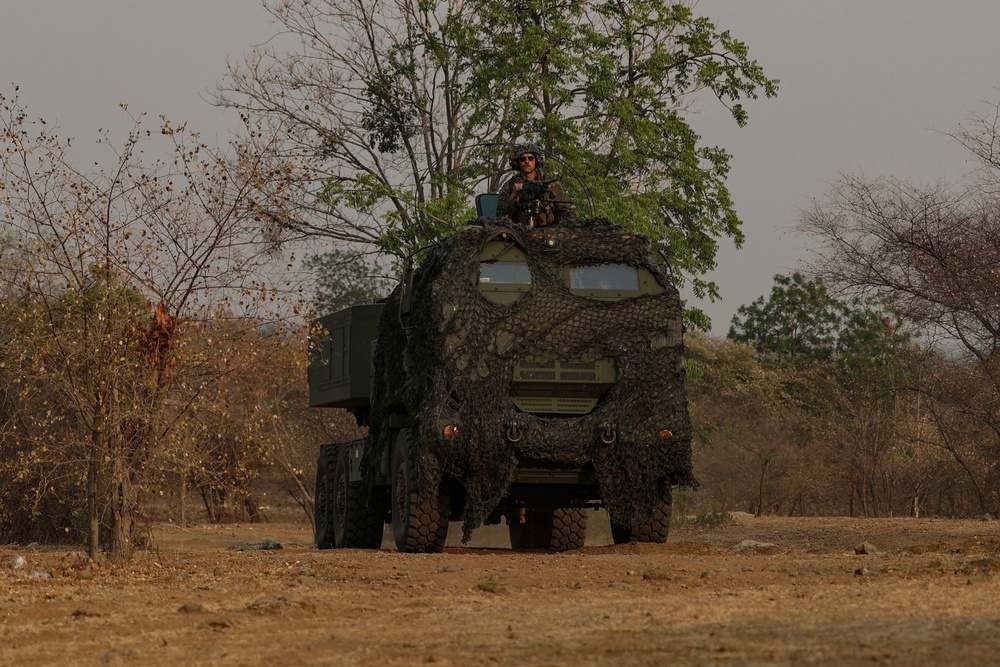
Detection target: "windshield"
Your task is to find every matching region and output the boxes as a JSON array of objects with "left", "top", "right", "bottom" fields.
[
  {"left": 479, "top": 262, "right": 532, "bottom": 285},
  {"left": 568, "top": 264, "right": 639, "bottom": 291}
]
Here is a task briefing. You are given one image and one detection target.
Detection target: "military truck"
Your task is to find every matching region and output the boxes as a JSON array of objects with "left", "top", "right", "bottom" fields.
[{"left": 309, "top": 213, "right": 694, "bottom": 552}]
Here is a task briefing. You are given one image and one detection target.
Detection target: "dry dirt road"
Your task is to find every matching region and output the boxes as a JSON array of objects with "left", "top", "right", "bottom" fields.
[{"left": 3, "top": 514, "right": 1000, "bottom": 666}]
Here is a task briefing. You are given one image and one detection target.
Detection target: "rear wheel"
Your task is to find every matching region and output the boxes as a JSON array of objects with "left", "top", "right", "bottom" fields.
[
  {"left": 331, "top": 447, "right": 351, "bottom": 548},
  {"left": 508, "top": 510, "right": 552, "bottom": 550},
  {"left": 634, "top": 497, "right": 672, "bottom": 543},
  {"left": 612, "top": 494, "right": 672, "bottom": 545},
  {"left": 391, "top": 431, "right": 449, "bottom": 552},
  {"left": 611, "top": 522, "right": 633, "bottom": 545},
  {"left": 347, "top": 483, "right": 389, "bottom": 549},
  {"left": 314, "top": 446, "right": 336, "bottom": 549},
  {"left": 333, "top": 446, "right": 390, "bottom": 549},
  {"left": 550, "top": 508, "right": 588, "bottom": 551},
  {"left": 509, "top": 508, "right": 588, "bottom": 551}
]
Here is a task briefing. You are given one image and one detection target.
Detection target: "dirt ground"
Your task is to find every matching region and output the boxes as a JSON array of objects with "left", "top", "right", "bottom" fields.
[{"left": 3, "top": 513, "right": 1000, "bottom": 666}]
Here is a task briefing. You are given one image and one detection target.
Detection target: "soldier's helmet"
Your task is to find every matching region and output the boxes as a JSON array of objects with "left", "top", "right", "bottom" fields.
[{"left": 508, "top": 142, "right": 545, "bottom": 171}]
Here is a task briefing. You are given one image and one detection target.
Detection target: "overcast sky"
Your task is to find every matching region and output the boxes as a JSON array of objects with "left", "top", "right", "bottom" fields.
[{"left": 2, "top": 1, "right": 999, "bottom": 334}]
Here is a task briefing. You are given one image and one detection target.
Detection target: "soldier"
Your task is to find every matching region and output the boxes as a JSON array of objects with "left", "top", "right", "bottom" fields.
[{"left": 496, "top": 143, "right": 579, "bottom": 226}]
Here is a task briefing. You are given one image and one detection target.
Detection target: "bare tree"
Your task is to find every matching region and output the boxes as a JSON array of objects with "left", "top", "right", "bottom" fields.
[
  {"left": 800, "top": 100, "right": 1000, "bottom": 514},
  {"left": 0, "top": 92, "right": 292, "bottom": 562}
]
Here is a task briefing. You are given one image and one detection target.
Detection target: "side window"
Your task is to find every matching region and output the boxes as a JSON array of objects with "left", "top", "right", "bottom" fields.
[
  {"left": 565, "top": 263, "right": 664, "bottom": 300},
  {"left": 477, "top": 240, "right": 532, "bottom": 304}
]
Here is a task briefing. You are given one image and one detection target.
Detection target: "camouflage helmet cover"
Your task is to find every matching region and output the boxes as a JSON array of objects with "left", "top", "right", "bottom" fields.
[{"left": 508, "top": 142, "right": 544, "bottom": 171}]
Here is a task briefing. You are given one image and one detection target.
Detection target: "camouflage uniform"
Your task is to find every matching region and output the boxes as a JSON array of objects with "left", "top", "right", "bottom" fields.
[{"left": 497, "top": 171, "right": 578, "bottom": 227}]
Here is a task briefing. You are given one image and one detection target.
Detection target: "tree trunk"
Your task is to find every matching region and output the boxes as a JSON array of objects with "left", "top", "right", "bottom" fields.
[
  {"left": 107, "top": 452, "right": 139, "bottom": 565},
  {"left": 87, "top": 449, "right": 100, "bottom": 562},
  {"left": 180, "top": 468, "right": 187, "bottom": 527},
  {"left": 755, "top": 457, "right": 769, "bottom": 518}
]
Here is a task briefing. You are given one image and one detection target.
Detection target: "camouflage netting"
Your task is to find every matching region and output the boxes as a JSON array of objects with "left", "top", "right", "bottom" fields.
[{"left": 365, "top": 218, "right": 695, "bottom": 540}]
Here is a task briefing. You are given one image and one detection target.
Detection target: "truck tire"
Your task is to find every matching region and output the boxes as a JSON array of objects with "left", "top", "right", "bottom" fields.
[
  {"left": 508, "top": 510, "right": 551, "bottom": 550},
  {"left": 612, "top": 497, "right": 672, "bottom": 544},
  {"left": 391, "top": 431, "right": 449, "bottom": 553},
  {"left": 314, "top": 446, "right": 336, "bottom": 549},
  {"left": 634, "top": 498, "right": 672, "bottom": 543},
  {"left": 348, "top": 484, "right": 389, "bottom": 549},
  {"left": 550, "top": 508, "right": 588, "bottom": 551},
  {"left": 610, "top": 522, "right": 633, "bottom": 545},
  {"left": 331, "top": 446, "right": 351, "bottom": 548},
  {"left": 509, "top": 508, "right": 587, "bottom": 551},
  {"left": 333, "top": 446, "right": 389, "bottom": 549}
]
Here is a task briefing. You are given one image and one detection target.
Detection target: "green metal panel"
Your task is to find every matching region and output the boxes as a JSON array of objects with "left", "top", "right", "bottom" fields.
[{"left": 308, "top": 303, "right": 384, "bottom": 409}]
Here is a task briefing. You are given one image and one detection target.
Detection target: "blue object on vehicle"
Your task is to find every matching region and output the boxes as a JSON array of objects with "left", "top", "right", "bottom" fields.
[{"left": 476, "top": 193, "right": 499, "bottom": 218}]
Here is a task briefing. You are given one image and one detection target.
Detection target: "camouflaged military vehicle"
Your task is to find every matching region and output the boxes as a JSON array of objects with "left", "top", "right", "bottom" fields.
[{"left": 309, "top": 210, "right": 694, "bottom": 552}]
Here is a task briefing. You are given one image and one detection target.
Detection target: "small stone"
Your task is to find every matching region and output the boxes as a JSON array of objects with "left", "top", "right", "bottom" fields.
[
  {"left": 855, "top": 567, "right": 869, "bottom": 576},
  {"left": 440, "top": 565, "right": 461, "bottom": 573},
  {"left": 734, "top": 539, "right": 775, "bottom": 551},
  {"left": 11, "top": 555, "right": 27, "bottom": 570},
  {"left": 230, "top": 540, "right": 282, "bottom": 552},
  {"left": 298, "top": 575, "right": 321, "bottom": 586},
  {"left": 474, "top": 582, "right": 508, "bottom": 594},
  {"left": 855, "top": 542, "right": 878, "bottom": 555},
  {"left": 198, "top": 615, "right": 234, "bottom": 630},
  {"left": 178, "top": 602, "right": 207, "bottom": 614},
  {"left": 608, "top": 582, "right": 634, "bottom": 591},
  {"left": 28, "top": 569, "right": 52, "bottom": 579},
  {"left": 247, "top": 595, "right": 282, "bottom": 612},
  {"left": 72, "top": 608, "right": 105, "bottom": 618},
  {"left": 642, "top": 569, "right": 671, "bottom": 581}
]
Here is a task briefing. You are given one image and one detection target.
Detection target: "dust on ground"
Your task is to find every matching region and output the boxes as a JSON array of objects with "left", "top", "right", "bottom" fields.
[{"left": 3, "top": 513, "right": 1000, "bottom": 666}]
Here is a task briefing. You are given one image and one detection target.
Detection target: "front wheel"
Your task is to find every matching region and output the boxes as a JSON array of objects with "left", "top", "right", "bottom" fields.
[{"left": 391, "top": 431, "right": 449, "bottom": 553}]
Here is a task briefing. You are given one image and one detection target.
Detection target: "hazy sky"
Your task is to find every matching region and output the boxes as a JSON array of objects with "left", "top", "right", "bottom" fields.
[{"left": 2, "top": 1, "right": 999, "bottom": 334}]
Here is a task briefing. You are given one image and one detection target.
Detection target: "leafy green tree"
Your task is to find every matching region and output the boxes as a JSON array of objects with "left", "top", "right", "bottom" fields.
[
  {"left": 303, "top": 248, "right": 393, "bottom": 316},
  {"left": 728, "top": 272, "right": 844, "bottom": 361},
  {"left": 216, "top": 0, "right": 777, "bottom": 325},
  {"left": 727, "top": 272, "right": 918, "bottom": 516},
  {"left": 475, "top": 1, "right": 777, "bottom": 309},
  {"left": 728, "top": 272, "right": 910, "bottom": 365}
]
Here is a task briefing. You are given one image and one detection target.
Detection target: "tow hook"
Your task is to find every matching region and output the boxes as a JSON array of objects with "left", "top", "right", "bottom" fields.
[
  {"left": 600, "top": 423, "right": 617, "bottom": 446},
  {"left": 506, "top": 421, "right": 523, "bottom": 443}
]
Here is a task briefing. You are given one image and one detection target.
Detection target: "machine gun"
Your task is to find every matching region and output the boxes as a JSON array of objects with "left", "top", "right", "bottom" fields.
[{"left": 519, "top": 178, "right": 557, "bottom": 226}]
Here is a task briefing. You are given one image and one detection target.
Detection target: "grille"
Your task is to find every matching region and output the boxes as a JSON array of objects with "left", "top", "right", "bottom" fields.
[
  {"left": 520, "top": 370, "right": 557, "bottom": 380},
  {"left": 510, "top": 356, "right": 616, "bottom": 415},
  {"left": 512, "top": 358, "right": 613, "bottom": 383},
  {"left": 511, "top": 396, "right": 597, "bottom": 415}
]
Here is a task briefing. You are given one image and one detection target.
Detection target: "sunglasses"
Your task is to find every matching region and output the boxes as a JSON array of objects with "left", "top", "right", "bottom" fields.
[{"left": 518, "top": 155, "right": 536, "bottom": 163}]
